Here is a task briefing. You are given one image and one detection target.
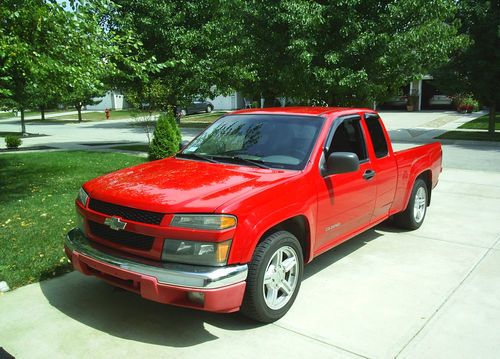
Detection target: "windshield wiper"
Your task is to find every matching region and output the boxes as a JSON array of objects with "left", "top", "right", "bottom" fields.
[
  {"left": 176, "top": 153, "right": 219, "bottom": 163},
  {"left": 212, "top": 155, "right": 270, "bottom": 169}
]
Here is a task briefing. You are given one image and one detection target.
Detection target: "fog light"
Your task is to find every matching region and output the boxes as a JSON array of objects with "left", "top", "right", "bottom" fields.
[{"left": 187, "top": 291, "right": 205, "bottom": 306}]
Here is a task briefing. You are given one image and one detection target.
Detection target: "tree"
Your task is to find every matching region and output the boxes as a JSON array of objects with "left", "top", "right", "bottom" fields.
[
  {"left": 110, "top": 0, "right": 254, "bottom": 109},
  {"left": 232, "top": 0, "right": 463, "bottom": 107},
  {"left": 0, "top": 0, "right": 71, "bottom": 133},
  {"left": 0, "top": 0, "right": 155, "bottom": 128},
  {"left": 433, "top": 0, "right": 499, "bottom": 136}
]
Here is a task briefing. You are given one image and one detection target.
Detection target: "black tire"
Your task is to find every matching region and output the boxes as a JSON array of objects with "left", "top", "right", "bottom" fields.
[
  {"left": 206, "top": 105, "right": 213, "bottom": 113},
  {"left": 241, "top": 231, "right": 304, "bottom": 323},
  {"left": 393, "top": 178, "right": 428, "bottom": 230}
]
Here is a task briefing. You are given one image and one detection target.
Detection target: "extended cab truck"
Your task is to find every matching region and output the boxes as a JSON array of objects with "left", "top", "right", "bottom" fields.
[{"left": 65, "top": 107, "right": 442, "bottom": 323}]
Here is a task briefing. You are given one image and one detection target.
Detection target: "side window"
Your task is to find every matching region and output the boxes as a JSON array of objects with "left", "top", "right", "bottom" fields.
[
  {"left": 365, "top": 115, "right": 388, "bottom": 158},
  {"left": 328, "top": 118, "right": 367, "bottom": 161}
]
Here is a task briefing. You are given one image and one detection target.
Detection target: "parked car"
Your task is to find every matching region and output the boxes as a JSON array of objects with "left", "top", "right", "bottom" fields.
[
  {"left": 428, "top": 94, "right": 452, "bottom": 106},
  {"left": 66, "top": 107, "right": 442, "bottom": 323},
  {"left": 178, "top": 99, "right": 213, "bottom": 116},
  {"left": 383, "top": 95, "right": 408, "bottom": 107}
]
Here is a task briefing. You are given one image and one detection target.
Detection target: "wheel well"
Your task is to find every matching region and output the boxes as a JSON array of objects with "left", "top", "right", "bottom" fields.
[
  {"left": 260, "top": 216, "right": 310, "bottom": 262},
  {"left": 417, "top": 170, "right": 432, "bottom": 206}
]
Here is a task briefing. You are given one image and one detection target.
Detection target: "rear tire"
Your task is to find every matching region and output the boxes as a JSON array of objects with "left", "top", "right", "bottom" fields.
[
  {"left": 393, "top": 178, "right": 428, "bottom": 230},
  {"left": 206, "top": 105, "right": 213, "bottom": 113},
  {"left": 241, "top": 231, "right": 303, "bottom": 323}
]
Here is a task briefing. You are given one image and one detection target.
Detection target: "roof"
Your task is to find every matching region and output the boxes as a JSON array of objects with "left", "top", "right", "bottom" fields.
[{"left": 230, "top": 106, "right": 373, "bottom": 117}]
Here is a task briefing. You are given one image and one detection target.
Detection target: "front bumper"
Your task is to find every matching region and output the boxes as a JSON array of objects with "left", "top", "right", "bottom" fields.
[{"left": 65, "top": 228, "right": 248, "bottom": 312}]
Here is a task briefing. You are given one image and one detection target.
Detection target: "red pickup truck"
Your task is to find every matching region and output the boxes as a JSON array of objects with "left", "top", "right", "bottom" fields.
[{"left": 65, "top": 107, "right": 442, "bottom": 322}]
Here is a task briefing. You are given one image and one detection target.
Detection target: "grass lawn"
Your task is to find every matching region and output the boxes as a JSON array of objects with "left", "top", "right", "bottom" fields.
[
  {"left": 53, "top": 110, "right": 158, "bottom": 122},
  {"left": 0, "top": 151, "right": 146, "bottom": 289},
  {"left": 179, "top": 112, "right": 223, "bottom": 129},
  {"left": 0, "top": 109, "right": 69, "bottom": 120},
  {"left": 0, "top": 132, "right": 45, "bottom": 139},
  {"left": 459, "top": 113, "right": 500, "bottom": 130},
  {"left": 438, "top": 130, "right": 500, "bottom": 142},
  {"left": 111, "top": 144, "right": 149, "bottom": 152}
]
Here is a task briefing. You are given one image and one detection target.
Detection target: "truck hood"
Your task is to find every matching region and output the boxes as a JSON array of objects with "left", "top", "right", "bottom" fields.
[{"left": 84, "top": 157, "right": 299, "bottom": 214}]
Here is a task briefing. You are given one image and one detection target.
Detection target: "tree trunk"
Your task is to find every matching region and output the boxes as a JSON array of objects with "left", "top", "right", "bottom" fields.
[
  {"left": 488, "top": 103, "right": 496, "bottom": 137},
  {"left": 40, "top": 105, "right": 45, "bottom": 121},
  {"left": 76, "top": 104, "right": 82, "bottom": 122},
  {"left": 20, "top": 108, "right": 26, "bottom": 135}
]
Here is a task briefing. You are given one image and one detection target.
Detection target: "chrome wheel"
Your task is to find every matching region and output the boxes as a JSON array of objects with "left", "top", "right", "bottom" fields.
[
  {"left": 262, "top": 246, "right": 299, "bottom": 310},
  {"left": 413, "top": 186, "right": 426, "bottom": 223}
]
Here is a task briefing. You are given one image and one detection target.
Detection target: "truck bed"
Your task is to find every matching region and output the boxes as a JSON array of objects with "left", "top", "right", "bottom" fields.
[{"left": 391, "top": 142, "right": 442, "bottom": 214}]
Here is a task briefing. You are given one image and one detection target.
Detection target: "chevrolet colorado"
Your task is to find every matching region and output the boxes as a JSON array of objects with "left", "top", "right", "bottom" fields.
[{"left": 65, "top": 107, "right": 442, "bottom": 322}]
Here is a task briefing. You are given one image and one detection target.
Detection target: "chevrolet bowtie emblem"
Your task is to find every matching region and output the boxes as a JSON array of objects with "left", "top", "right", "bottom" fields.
[{"left": 104, "top": 216, "right": 127, "bottom": 231}]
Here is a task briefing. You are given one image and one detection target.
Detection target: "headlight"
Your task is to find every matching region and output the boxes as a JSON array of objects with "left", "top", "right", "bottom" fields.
[
  {"left": 170, "top": 214, "right": 237, "bottom": 230},
  {"left": 162, "top": 239, "right": 232, "bottom": 266},
  {"left": 77, "top": 187, "right": 89, "bottom": 207}
]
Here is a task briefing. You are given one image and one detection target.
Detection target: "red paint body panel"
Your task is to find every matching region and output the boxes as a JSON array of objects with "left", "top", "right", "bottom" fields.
[
  {"left": 70, "top": 250, "right": 245, "bottom": 312},
  {"left": 69, "top": 107, "right": 442, "bottom": 312}
]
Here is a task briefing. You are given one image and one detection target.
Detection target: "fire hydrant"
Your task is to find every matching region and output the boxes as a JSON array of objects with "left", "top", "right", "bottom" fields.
[{"left": 105, "top": 108, "right": 111, "bottom": 120}]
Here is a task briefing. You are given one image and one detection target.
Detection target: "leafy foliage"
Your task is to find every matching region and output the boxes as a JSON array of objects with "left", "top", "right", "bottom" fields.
[
  {"left": 433, "top": 0, "right": 499, "bottom": 134},
  {"left": 234, "top": 0, "right": 464, "bottom": 106},
  {"left": 4, "top": 135, "right": 22, "bottom": 149},
  {"left": 148, "top": 110, "right": 181, "bottom": 160},
  {"left": 0, "top": 0, "right": 157, "bottom": 127},
  {"left": 110, "top": 0, "right": 255, "bottom": 108}
]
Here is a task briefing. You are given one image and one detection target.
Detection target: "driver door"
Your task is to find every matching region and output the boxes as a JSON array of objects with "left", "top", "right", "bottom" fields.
[{"left": 314, "top": 115, "right": 377, "bottom": 253}]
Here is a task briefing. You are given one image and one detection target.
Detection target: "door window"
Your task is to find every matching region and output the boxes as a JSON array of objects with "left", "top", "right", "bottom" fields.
[{"left": 328, "top": 117, "right": 367, "bottom": 161}]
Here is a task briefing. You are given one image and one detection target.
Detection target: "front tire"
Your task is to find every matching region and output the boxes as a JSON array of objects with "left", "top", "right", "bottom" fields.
[
  {"left": 206, "top": 105, "right": 213, "bottom": 113},
  {"left": 241, "top": 231, "right": 303, "bottom": 323},
  {"left": 394, "top": 178, "right": 428, "bottom": 230}
]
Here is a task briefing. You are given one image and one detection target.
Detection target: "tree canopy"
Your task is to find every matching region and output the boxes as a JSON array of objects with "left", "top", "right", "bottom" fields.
[
  {"left": 433, "top": 0, "right": 499, "bottom": 135},
  {"left": 0, "top": 0, "right": 155, "bottom": 129}
]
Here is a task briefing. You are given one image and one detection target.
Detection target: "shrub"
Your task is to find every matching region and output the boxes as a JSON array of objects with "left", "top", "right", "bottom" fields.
[
  {"left": 148, "top": 109, "right": 181, "bottom": 160},
  {"left": 454, "top": 93, "right": 479, "bottom": 113},
  {"left": 5, "top": 135, "right": 22, "bottom": 149}
]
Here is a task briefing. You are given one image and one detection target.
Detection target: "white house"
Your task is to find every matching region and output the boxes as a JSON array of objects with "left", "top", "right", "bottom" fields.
[{"left": 86, "top": 91, "right": 127, "bottom": 111}]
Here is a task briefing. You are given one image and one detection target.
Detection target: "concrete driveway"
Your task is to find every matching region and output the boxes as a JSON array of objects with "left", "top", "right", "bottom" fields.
[{"left": 1, "top": 112, "right": 500, "bottom": 358}]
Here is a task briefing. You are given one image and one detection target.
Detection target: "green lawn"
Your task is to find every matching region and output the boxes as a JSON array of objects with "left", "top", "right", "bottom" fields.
[
  {"left": 53, "top": 110, "right": 158, "bottom": 122},
  {"left": 182, "top": 112, "right": 224, "bottom": 122},
  {"left": 179, "top": 112, "right": 223, "bottom": 129},
  {"left": 459, "top": 113, "right": 500, "bottom": 130},
  {"left": 0, "top": 151, "right": 146, "bottom": 289},
  {"left": 438, "top": 130, "right": 500, "bottom": 142},
  {"left": 0, "top": 109, "right": 69, "bottom": 120},
  {"left": 111, "top": 144, "right": 149, "bottom": 152},
  {"left": 0, "top": 132, "right": 45, "bottom": 139}
]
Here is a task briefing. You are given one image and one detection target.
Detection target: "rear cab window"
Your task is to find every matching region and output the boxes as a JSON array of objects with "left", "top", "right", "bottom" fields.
[{"left": 364, "top": 113, "right": 389, "bottom": 158}]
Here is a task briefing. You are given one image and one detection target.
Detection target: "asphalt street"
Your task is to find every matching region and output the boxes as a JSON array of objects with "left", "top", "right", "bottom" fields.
[{"left": 0, "top": 111, "right": 499, "bottom": 358}]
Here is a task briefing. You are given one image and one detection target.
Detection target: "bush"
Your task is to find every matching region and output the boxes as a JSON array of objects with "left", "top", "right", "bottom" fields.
[
  {"left": 5, "top": 135, "right": 22, "bottom": 149},
  {"left": 148, "top": 110, "right": 181, "bottom": 160}
]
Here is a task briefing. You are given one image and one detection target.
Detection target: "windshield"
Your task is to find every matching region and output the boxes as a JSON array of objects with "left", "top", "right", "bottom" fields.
[{"left": 180, "top": 114, "right": 324, "bottom": 170}]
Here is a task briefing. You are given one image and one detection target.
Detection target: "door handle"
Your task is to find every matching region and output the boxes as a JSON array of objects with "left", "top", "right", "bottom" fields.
[{"left": 363, "top": 169, "right": 376, "bottom": 180}]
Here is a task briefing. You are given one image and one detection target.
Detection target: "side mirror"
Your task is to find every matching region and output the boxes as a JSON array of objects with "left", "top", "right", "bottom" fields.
[
  {"left": 321, "top": 152, "right": 359, "bottom": 177},
  {"left": 179, "top": 140, "right": 190, "bottom": 151}
]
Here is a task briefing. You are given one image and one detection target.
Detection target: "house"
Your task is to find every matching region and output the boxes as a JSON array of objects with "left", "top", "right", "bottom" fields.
[{"left": 86, "top": 91, "right": 127, "bottom": 111}]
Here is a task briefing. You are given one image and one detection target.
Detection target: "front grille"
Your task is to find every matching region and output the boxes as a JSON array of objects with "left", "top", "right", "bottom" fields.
[
  {"left": 88, "top": 221, "right": 154, "bottom": 250},
  {"left": 88, "top": 198, "right": 164, "bottom": 225}
]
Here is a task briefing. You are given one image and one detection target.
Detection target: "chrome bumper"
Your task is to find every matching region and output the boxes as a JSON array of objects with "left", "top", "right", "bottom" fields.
[{"left": 65, "top": 228, "right": 248, "bottom": 289}]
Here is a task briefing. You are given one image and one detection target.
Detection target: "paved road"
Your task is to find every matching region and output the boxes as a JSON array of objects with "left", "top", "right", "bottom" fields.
[{"left": 1, "top": 111, "right": 499, "bottom": 358}]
